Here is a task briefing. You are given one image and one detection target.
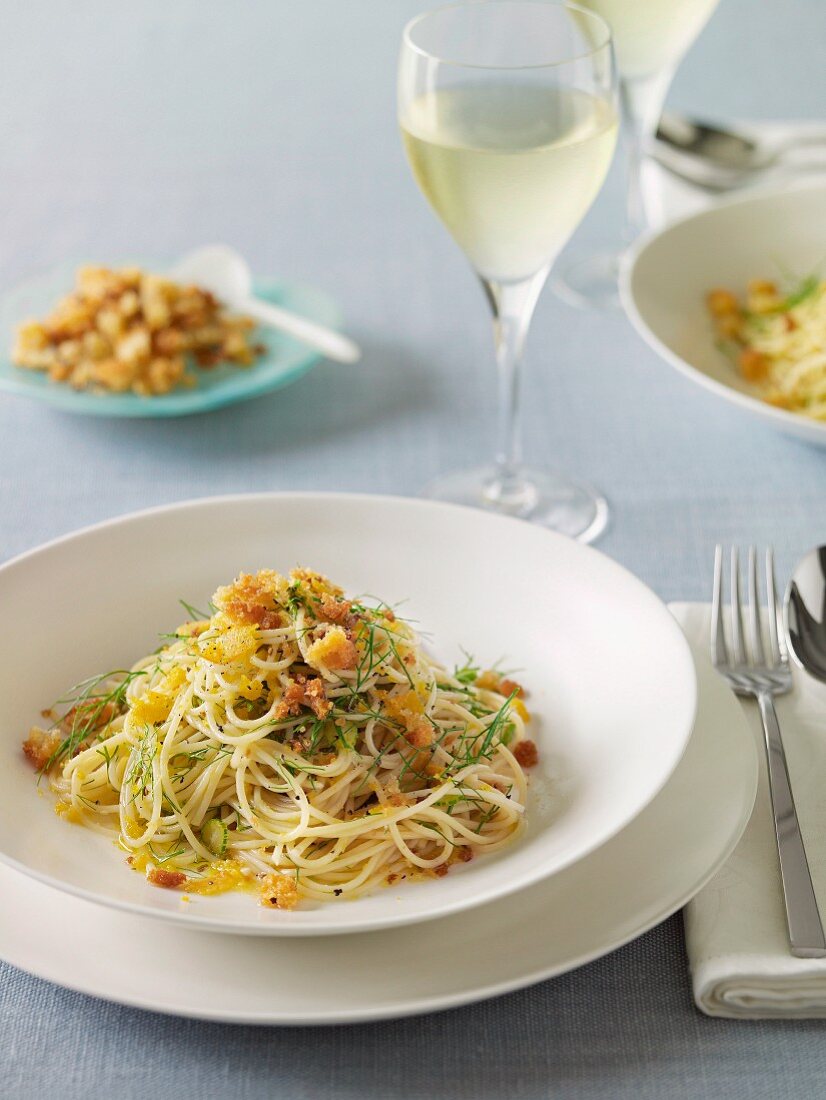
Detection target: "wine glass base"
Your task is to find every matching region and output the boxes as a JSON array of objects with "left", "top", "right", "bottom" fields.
[
  {"left": 552, "top": 250, "right": 624, "bottom": 311},
  {"left": 420, "top": 465, "right": 608, "bottom": 543}
]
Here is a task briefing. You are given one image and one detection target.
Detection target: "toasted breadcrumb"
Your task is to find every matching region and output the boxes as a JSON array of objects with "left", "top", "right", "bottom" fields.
[
  {"left": 147, "top": 867, "right": 187, "bottom": 889},
  {"left": 403, "top": 718, "right": 434, "bottom": 749},
  {"left": 259, "top": 872, "right": 299, "bottom": 909},
  {"left": 706, "top": 288, "right": 739, "bottom": 317},
  {"left": 318, "top": 595, "right": 357, "bottom": 629},
  {"left": 62, "top": 698, "right": 120, "bottom": 731},
  {"left": 22, "top": 727, "right": 62, "bottom": 770},
  {"left": 275, "top": 676, "right": 331, "bottom": 720},
  {"left": 302, "top": 677, "right": 331, "bottom": 718},
  {"left": 214, "top": 571, "right": 284, "bottom": 630},
  {"left": 513, "top": 739, "right": 539, "bottom": 768},
  {"left": 384, "top": 690, "right": 434, "bottom": 749},
  {"left": 498, "top": 678, "right": 524, "bottom": 698}
]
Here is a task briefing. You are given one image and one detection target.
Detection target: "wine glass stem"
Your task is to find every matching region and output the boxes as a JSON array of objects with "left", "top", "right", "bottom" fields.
[
  {"left": 620, "top": 70, "right": 673, "bottom": 242},
  {"left": 481, "top": 271, "right": 547, "bottom": 505}
]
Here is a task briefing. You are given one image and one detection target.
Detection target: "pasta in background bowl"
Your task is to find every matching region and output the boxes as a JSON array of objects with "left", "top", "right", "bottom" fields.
[{"left": 0, "top": 493, "right": 696, "bottom": 936}]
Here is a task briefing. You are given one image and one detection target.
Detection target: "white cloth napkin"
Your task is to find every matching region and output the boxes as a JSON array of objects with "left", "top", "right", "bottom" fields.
[
  {"left": 643, "top": 119, "right": 826, "bottom": 228},
  {"left": 672, "top": 603, "right": 826, "bottom": 1019}
]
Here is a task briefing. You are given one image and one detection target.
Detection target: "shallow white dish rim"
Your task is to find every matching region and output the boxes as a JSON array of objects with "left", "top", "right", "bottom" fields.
[{"left": 0, "top": 491, "right": 697, "bottom": 936}]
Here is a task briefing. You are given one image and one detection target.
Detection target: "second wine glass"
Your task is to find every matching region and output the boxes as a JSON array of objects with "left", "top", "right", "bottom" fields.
[
  {"left": 555, "top": 0, "right": 721, "bottom": 309},
  {"left": 399, "top": 1, "right": 618, "bottom": 541}
]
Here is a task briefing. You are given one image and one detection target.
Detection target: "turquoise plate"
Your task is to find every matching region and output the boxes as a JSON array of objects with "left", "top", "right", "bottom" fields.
[{"left": 0, "top": 264, "right": 342, "bottom": 417}]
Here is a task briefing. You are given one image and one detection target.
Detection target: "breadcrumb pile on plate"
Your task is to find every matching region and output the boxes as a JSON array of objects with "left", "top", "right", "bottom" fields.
[{"left": 12, "top": 265, "right": 264, "bottom": 396}]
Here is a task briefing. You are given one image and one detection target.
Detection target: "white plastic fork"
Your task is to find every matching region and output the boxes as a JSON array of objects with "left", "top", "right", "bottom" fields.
[{"left": 711, "top": 545, "right": 826, "bottom": 958}]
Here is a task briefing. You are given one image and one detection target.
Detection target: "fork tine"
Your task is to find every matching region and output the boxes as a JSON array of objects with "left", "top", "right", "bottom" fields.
[
  {"left": 747, "top": 546, "right": 765, "bottom": 665},
  {"left": 711, "top": 544, "right": 728, "bottom": 666},
  {"left": 765, "top": 547, "right": 787, "bottom": 666},
  {"left": 730, "top": 547, "right": 747, "bottom": 664}
]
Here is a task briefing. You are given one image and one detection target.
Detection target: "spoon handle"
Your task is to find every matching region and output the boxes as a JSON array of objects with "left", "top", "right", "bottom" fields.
[
  {"left": 757, "top": 692, "right": 826, "bottom": 958},
  {"left": 239, "top": 295, "right": 361, "bottom": 364}
]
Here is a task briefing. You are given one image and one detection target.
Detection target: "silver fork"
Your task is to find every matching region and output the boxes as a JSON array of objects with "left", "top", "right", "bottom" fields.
[{"left": 711, "top": 545, "right": 826, "bottom": 957}]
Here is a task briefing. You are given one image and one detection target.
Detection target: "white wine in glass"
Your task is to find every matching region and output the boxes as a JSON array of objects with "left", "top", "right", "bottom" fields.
[
  {"left": 402, "top": 86, "right": 618, "bottom": 283},
  {"left": 399, "top": 2, "right": 618, "bottom": 541},
  {"left": 557, "top": 0, "right": 721, "bottom": 308},
  {"left": 581, "top": 0, "right": 720, "bottom": 79}
]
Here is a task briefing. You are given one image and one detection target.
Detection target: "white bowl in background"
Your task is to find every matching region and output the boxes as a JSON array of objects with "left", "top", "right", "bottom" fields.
[{"left": 622, "top": 182, "right": 826, "bottom": 447}]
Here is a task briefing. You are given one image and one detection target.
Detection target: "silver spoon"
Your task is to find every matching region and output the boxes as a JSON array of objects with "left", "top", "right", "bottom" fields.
[
  {"left": 652, "top": 113, "right": 826, "bottom": 191},
  {"left": 785, "top": 545, "right": 826, "bottom": 682}
]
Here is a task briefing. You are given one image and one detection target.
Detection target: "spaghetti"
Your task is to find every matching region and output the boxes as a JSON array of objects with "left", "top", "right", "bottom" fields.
[
  {"left": 707, "top": 275, "right": 826, "bottom": 419},
  {"left": 24, "top": 568, "right": 537, "bottom": 908}
]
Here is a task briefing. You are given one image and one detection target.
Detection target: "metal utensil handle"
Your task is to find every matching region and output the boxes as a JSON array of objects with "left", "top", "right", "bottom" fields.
[{"left": 757, "top": 692, "right": 826, "bottom": 958}]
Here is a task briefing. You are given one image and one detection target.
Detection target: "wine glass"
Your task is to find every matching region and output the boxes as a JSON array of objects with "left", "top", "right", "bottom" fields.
[
  {"left": 555, "top": 0, "right": 721, "bottom": 309},
  {"left": 398, "top": 1, "right": 618, "bottom": 542}
]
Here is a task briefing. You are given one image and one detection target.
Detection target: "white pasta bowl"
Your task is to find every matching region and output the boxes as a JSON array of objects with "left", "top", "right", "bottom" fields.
[
  {"left": 622, "top": 182, "right": 826, "bottom": 448},
  {"left": 0, "top": 493, "right": 696, "bottom": 935}
]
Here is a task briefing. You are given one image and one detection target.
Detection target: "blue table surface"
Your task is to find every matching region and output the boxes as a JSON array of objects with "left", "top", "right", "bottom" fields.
[{"left": 1, "top": 2, "right": 825, "bottom": 1097}]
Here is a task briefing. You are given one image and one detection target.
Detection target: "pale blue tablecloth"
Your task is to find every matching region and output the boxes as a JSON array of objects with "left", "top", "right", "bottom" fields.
[{"left": 1, "top": 2, "right": 825, "bottom": 1096}]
